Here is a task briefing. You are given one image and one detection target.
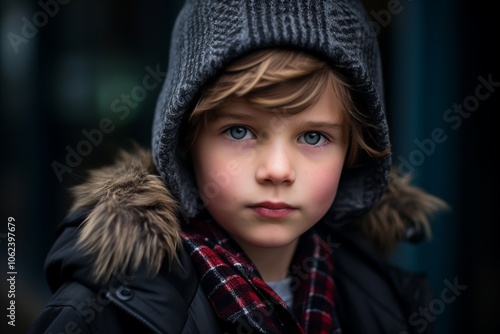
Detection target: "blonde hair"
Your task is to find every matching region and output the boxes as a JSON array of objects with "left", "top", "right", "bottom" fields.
[{"left": 185, "top": 49, "right": 388, "bottom": 167}]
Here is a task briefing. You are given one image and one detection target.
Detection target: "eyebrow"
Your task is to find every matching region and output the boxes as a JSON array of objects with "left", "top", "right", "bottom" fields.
[
  {"left": 303, "top": 121, "right": 343, "bottom": 131},
  {"left": 210, "top": 110, "right": 256, "bottom": 122},
  {"left": 212, "top": 110, "right": 343, "bottom": 131}
]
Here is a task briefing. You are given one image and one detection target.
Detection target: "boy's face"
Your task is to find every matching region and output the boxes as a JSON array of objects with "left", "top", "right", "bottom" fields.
[{"left": 191, "top": 85, "right": 347, "bottom": 250}]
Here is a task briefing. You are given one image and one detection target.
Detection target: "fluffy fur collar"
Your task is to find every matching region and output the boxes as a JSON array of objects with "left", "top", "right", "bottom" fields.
[
  {"left": 70, "top": 146, "right": 447, "bottom": 283},
  {"left": 71, "top": 147, "right": 181, "bottom": 283}
]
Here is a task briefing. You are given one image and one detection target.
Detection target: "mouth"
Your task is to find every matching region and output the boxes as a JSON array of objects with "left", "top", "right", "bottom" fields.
[{"left": 248, "top": 202, "right": 297, "bottom": 219}]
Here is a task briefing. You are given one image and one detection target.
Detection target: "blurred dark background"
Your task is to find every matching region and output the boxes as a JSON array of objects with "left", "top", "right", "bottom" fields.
[{"left": 0, "top": 0, "right": 498, "bottom": 333}]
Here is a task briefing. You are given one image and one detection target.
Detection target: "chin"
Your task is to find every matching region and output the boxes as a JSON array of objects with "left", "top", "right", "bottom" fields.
[{"left": 242, "top": 230, "right": 300, "bottom": 249}]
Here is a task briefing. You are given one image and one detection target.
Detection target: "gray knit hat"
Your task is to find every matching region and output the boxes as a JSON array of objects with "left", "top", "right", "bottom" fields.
[{"left": 152, "top": 0, "right": 391, "bottom": 224}]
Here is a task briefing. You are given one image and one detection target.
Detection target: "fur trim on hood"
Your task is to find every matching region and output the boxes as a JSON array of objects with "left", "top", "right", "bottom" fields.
[
  {"left": 355, "top": 167, "right": 449, "bottom": 253},
  {"left": 70, "top": 147, "right": 181, "bottom": 283},
  {"left": 71, "top": 146, "right": 447, "bottom": 283}
]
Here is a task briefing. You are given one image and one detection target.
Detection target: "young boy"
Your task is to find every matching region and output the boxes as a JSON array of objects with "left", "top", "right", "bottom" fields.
[{"left": 30, "top": 1, "right": 446, "bottom": 333}]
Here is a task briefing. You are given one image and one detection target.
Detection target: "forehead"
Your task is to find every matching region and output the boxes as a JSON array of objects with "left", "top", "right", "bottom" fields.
[{"left": 211, "top": 83, "right": 345, "bottom": 124}]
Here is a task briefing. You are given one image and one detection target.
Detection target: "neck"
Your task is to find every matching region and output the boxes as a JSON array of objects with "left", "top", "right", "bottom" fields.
[{"left": 235, "top": 239, "right": 299, "bottom": 282}]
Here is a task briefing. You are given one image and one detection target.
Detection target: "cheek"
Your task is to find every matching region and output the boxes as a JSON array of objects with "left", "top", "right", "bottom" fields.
[
  {"left": 192, "top": 142, "right": 243, "bottom": 203},
  {"left": 306, "top": 165, "right": 343, "bottom": 214}
]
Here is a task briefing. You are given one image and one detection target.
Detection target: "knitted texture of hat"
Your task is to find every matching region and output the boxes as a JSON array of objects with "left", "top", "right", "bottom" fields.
[{"left": 152, "top": 0, "right": 391, "bottom": 224}]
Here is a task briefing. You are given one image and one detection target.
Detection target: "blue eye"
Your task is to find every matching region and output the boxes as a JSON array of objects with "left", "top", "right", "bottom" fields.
[
  {"left": 225, "top": 126, "right": 253, "bottom": 140},
  {"left": 299, "top": 132, "right": 327, "bottom": 146}
]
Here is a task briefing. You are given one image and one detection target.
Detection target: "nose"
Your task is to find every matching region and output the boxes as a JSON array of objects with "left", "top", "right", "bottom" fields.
[{"left": 255, "top": 142, "right": 296, "bottom": 185}]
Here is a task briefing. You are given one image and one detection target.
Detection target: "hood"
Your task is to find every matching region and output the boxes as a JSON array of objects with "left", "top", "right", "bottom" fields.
[
  {"left": 152, "top": 0, "right": 391, "bottom": 223},
  {"left": 64, "top": 147, "right": 445, "bottom": 283}
]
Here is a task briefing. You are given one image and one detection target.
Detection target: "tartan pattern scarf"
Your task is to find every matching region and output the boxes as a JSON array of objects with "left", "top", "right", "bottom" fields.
[{"left": 182, "top": 218, "right": 342, "bottom": 333}]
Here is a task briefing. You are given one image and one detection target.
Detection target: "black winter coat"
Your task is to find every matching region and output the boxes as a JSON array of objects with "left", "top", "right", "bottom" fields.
[{"left": 29, "top": 212, "right": 434, "bottom": 334}]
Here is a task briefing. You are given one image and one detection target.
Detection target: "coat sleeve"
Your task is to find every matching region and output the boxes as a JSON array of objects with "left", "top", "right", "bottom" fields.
[
  {"left": 28, "top": 282, "right": 96, "bottom": 334},
  {"left": 28, "top": 304, "right": 93, "bottom": 334}
]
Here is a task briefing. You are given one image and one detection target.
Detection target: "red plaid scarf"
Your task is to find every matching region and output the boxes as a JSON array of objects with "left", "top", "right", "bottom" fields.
[{"left": 182, "top": 218, "right": 342, "bottom": 333}]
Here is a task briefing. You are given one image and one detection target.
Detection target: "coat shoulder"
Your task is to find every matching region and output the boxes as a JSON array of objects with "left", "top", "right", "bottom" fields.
[{"left": 332, "top": 227, "right": 435, "bottom": 334}]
